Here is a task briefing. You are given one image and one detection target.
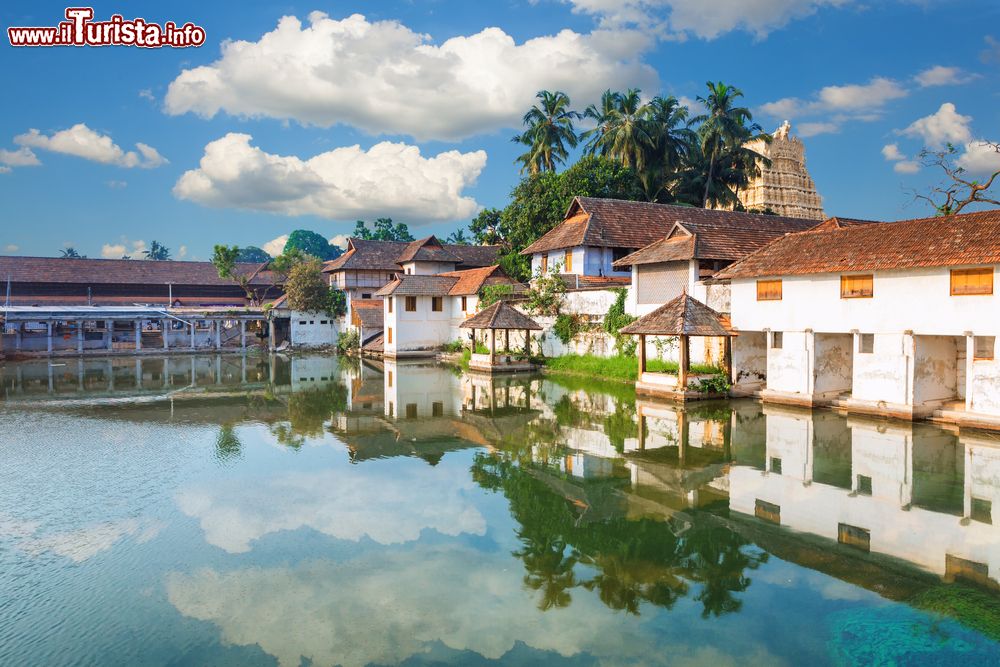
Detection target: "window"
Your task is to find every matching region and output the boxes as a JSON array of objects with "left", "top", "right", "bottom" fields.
[
  {"left": 299, "top": 321, "right": 307, "bottom": 325},
  {"left": 406, "top": 268, "right": 411, "bottom": 275},
  {"left": 858, "top": 333, "right": 874, "bottom": 354},
  {"left": 461, "top": 296, "right": 467, "bottom": 312},
  {"left": 406, "top": 403, "right": 418, "bottom": 419},
  {"left": 388, "top": 297, "right": 393, "bottom": 314},
  {"left": 755, "top": 499, "right": 780, "bottom": 524},
  {"left": 975, "top": 336, "right": 995, "bottom": 360},
  {"left": 387, "top": 401, "right": 394, "bottom": 417},
  {"left": 612, "top": 247, "right": 634, "bottom": 263},
  {"left": 431, "top": 296, "right": 443, "bottom": 312},
  {"left": 540, "top": 253, "right": 548, "bottom": 273},
  {"left": 856, "top": 474, "right": 873, "bottom": 496},
  {"left": 432, "top": 401, "right": 444, "bottom": 417},
  {"left": 320, "top": 320, "right": 328, "bottom": 325},
  {"left": 770, "top": 457, "right": 782, "bottom": 474},
  {"left": 840, "top": 274, "right": 873, "bottom": 298},
  {"left": 838, "top": 523, "right": 871, "bottom": 552},
  {"left": 387, "top": 327, "right": 393, "bottom": 344},
  {"left": 771, "top": 332, "right": 783, "bottom": 350},
  {"left": 362, "top": 293, "right": 371, "bottom": 299},
  {"left": 951, "top": 267, "right": 993, "bottom": 295},
  {"left": 971, "top": 497, "right": 993, "bottom": 525},
  {"left": 405, "top": 296, "right": 417, "bottom": 312},
  {"left": 388, "top": 370, "right": 392, "bottom": 387},
  {"left": 565, "top": 250, "right": 573, "bottom": 272},
  {"left": 757, "top": 279, "right": 782, "bottom": 301}
]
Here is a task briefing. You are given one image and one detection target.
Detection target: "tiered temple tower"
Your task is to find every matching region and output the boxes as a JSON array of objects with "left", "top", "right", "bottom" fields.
[{"left": 730, "top": 121, "right": 826, "bottom": 221}]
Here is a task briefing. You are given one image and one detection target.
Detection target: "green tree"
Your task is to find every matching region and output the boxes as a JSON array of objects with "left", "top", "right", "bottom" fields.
[
  {"left": 353, "top": 218, "right": 415, "bottom": 242},
  {"left": 513, "top": 90, "right": 580, "bottom": 175},
  {"left": 445, "top": 228, "right": 470, "bottom": 245},
  {"left": 691, "top": 82, "right": 767, "bottom": 208},
  {"left": 285, "top": 258, "right": 335, "bottom": 313},
  {"left": 59, "top": 247, "right": 84, "bottom": 258},
  {"left": 285, "top": 229, "right": 341, "bottom": 261},
  {"left": 211, "top": 244, "right": 263, "bottom": 303},
  {"left": 469, "top": 208, "right": 505, "bottom": 247},
  {"left": 143, "top": 240, "right": 171, "bottom": 261},
  {"left": 236, "top": 245, "right": 271, "bottom": 263},
  {"left": 582, "top": 89, "right": 653, "bottom": 172},
  {"left": 641, "top": 96, "right": 697, "bottom": 202}
]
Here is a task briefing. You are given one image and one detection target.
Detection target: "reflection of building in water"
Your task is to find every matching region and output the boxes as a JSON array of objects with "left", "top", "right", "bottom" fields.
[
  {"left": 383, "top": 360, "right": 464, "bottom": 419},
  {"left": 289, "top": 356, "right": 340, "bottom": 392},
  {"left": 729, "top": 405, "right": 1000, "bottom": 587}
]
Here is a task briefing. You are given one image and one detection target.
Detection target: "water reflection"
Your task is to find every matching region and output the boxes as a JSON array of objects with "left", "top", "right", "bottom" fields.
[{"left": 2, "top": 354, "right": 1000, "bottom": 665}]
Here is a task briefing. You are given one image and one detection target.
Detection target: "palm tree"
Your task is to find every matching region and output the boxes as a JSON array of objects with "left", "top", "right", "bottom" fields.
[
  {"left": 59, "top": 247, "right": 84, "bottom": 258},
  {"left": 512, "top": 90, "right": 580, "bottom": 175},
  {"left": 143, "top": 240, "right": 171, "bottom": 261},
  {"left": 581, "top": 89, "right": 653, "bottom": 171},
  {"left": 691, "top": 82, "right": 765, "bottom": 208},
  {"left": 640, "top": 96, "right": 696, "bottom": 201}
]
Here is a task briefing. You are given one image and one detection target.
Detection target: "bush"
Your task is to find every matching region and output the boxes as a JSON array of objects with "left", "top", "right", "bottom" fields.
[
  {"left": 524, "top": 263, "right": 565, "bottom": 315},
  {"left": 479, "top": 284, "right": 514, "bottom": 309},
  {"left": 603, "top": 287, "right": 636, "bottom": 355},
  {"left": 441, "top": 339, "right": 465, "bottom": 353},
  {"left": 692, "top": 373, "right": 731, "bottom": 394},
  {"left": 336, "top": 328, "right": 359, "bottom": 354},
  {"left": 553, "top": 313, "right": 584, "bottom": 344}
]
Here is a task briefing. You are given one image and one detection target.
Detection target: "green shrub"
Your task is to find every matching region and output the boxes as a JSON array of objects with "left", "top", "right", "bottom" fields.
[
  {"left": 603, "top": 288, "right": 636, "bottom": 354},
  {"left": 479, "top": 284, "right": 514, "bottom": 308},
  {"left": 692, "top": 373, "right": 731, "bottom": 394},
  {"left": 553, "top": 313, "right": 583, "bottom": 344},
  {"left": 525, "top": 263, "right": 565, "bottom": 315},
  {"left": 441, "top": 339, "right": 465, "bottom": 353},
  {"left": 336, "top": 328, "right": 359, "bottom": 354}
]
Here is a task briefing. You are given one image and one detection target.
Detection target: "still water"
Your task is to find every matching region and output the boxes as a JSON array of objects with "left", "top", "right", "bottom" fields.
[{"left": 2, "top": 354, "right": 1000, "bottom": 666}]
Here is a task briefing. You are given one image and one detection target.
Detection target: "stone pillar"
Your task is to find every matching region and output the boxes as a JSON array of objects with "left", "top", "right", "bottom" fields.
[
  {"left": 524, "top": 330, "right": 530, "bottom": 357},
  {"left": 240, "top": 320, "right": 246, "bottom": 349},
  {"left": 14, "top": 324, "right": 21, "bottom": 352},
  {"left": 490, "top": 329, "right": 496, "bottom": 364},
  {"left": 107, "top": 321, "right": 114, "bottom": 351},
  {"left": 268, "top": 319, "right": 276, "bottom": 351},
  {"left": 77, "top": 320, "right": 84, "bottom": 354},
  {"left": 639, "top": 334, "right": 646, "bottom": 375},
  {"left": 162, "top": 319, "right": 170, "bottom": 350},
  {"left": 679, "top": 334, "right": 689, "bottom": 391},
  {"left": 190, "top": 322, "right": 195, "bottom": 350},
  {"left": 134, "top": 320, "right": 142, "bottom": 351},
  {"left": 215, "top": 355, "right": 222, "bottom": 385},
  {"left": 504, "top": 329, "right": 510, "bottom": 353},
  {"left": 214, "top": 320, "right": 221, "bottom": 350},
  {"left": 190, "top": 356, "right": 196, "bottom": 385},
  {"left": 107, "top": 359, "right": 114, "bottom": 391},
  {"left": 46, "top": 321, "right": 53, "bottom": 354},
  {"left": 164, "top": 357, "right": 171, "bottom": 387}
]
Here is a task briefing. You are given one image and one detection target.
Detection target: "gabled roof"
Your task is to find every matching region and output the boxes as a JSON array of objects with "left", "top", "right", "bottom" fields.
[
  {"left": 619, "top": 293, "right": 734, "bottom": 337},
  {"left": 373, "top": 266, "right": 523, "bottom": 297},
  {"left": 0, "top": 255, "right": 274, "bottom": 286},
  {"left": 396, "top": 236, "right": 462, "bottom": 264},
  {"left": 351, "top": 299, "right": 384, "bottom": 329},
  {"left": 436, "top": 265, "right": 521, "bottom": 296},
  {"left": 324, "top": 238, "right": 500, "bottom": 272},
  {"left": 612, "top": 213, "right": 819, "bottom": 268},
  {"left": 521, "top": 197, "right": 817, "bottom": 256},
  {"left": 714, "top": 208, "right": 1000, "bottom": 280},
  {"left": 375, "top": 275, "right": 457, "bottom": 297},
  {"left": 459, "top": 301, "right": 542, "bottom": 331}
]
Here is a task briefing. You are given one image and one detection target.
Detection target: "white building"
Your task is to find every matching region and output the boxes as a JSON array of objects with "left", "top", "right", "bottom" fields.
[{"left": 717, "top": 210, "right": 1000, "bottom": 429}]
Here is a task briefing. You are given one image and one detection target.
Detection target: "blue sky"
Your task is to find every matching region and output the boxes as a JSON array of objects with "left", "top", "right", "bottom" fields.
[{"left": 1, "top": 0, "right": 998, "bottom": 260}]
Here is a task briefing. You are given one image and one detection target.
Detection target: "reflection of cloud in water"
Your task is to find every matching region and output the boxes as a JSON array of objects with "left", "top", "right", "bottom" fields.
[
  {"left": 0, "top": 513, "right": 163, "bottom": 562},
  {"left": 175, "top": 457, "right": 486, "bottom": 553},
  {"left": 166, "top": 545, "right": 789, "bottom": 667}
]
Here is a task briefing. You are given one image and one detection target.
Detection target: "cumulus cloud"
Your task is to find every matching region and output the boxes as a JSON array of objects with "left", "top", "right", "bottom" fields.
[
  {"left": 566, "top": 0, "right": 854, "bottom": 40},
  {"left": 13, "top": 123, "right": 167, "bottom": 168},
  {"left": 329, "top": 234, "right": 350, "bottom": 249},
  {"left": 914, "top": 65, "right": 977, "bottom": 87},
  {"left": 4, "top": 244, "right": 19, "bottom": 253},
  {"left": 262, "top": 234, "right": 288, "bottom": 257},
  {"left": 164, "top": 12, "right": 658, "bottom": 141},
  {"left": 174, "top": 133, "right": 486, "bottom": 223},
  {"left": 0, "top": 146, "right": 41, "bottom": 168},
  {"left": 174, "top": 454, "right": 486, "bottom": 553},
  {"left": 101, "top": 237, "right": 146, "bottom": 259},
  {"left": 797, "top": 122, "right": 840, "bottom": 137},
  {"left": 0, "top": 513, "right": 162, "bottom": 563},
  {"left": 881, "top": 143, "right": 920, "bottom": 174},
  {"left": 901, "top": 102, "right": 972, "bottom": 147},
  {"left": 758, "top": 76, "right": 909, "bottom": 136},
  {"left": 958, "top": 141, "right": 1000, "bottom": 175}
]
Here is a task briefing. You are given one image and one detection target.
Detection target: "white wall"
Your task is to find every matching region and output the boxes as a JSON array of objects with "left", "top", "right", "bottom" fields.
[
  {"left": 290, "top": 311, "right": 339, "bottom": 347},
  {"left": 383, "top": 295, "right": 453, "bottom": 356},
  {"left": 400, "top": 261, "right": 457, "bottom": 276},
  {"left": 531, "top": 246, "right": 630, "bottom": 278}
]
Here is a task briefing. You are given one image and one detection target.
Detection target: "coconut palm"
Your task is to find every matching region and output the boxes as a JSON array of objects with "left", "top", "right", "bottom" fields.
[
  {"left": 639, "top": 95, "right": 697, "bottom": 201},
  {"left": 512, "top": 90, "right": 580, "bottom": 175},
  {"left": 691, "top": 82, "right": 765, "bottom": 208},
  {"left": 142, "top": 240, "right": 171, "bottom": 261},
  {"left": 581, "top": 89, "right": 653, "bottom": 171}
]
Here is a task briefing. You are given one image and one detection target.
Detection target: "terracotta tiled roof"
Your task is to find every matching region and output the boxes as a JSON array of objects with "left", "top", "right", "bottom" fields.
[
  {"left": 714, "top": 209, "right": 1000, "bottom": 280},
  {"left": 436, "top": 265, "right": 523, "bottom": 296},
  {"left": 396, "top": 236, "right": 463, "bottom": 263},
  {"left": 575, "top": 275, "right": 632, "bottom": 288},
  {"left": 613, "top": 214, "right": 818, "bottom": 268},
  {"left": 362, "top": 332, "right": 384, "bottom": 352},
  {"left": 811, "top": 216, "right": 881, "bottom": 231},
  {"left": 619, "top": 293, "right": 734, "bottom": 337},
  {"left": 351, "top": 299, "right": 384, "bottom": 329},
  {"left": 0, "top": 255, "right": 274, "bottom": 285},
  {"left": 459, "top": 301, "right": 542, "bottom": 330},
  {"left": 324, "top": 238, "right": 500, "bottom": 272},
  {"left": 522, "top": 197, "right": 816, "bottom": 256},
  {"left": 375, "top": 275, "right": 457, "bottom": 297}
]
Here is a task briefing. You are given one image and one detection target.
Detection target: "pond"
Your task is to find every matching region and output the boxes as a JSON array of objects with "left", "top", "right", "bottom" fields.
[{"left": 2, "top": 354, "right": 1000, "bottom": 666}]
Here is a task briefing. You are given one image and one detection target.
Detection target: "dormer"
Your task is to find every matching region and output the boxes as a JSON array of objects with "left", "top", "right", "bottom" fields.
[{"left": 396, "top": 236, "right": 462, "bottom": 275}]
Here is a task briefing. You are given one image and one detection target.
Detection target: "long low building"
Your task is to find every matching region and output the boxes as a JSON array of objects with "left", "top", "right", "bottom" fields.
[{"left": 714, "top": 209, "right": 1000, "bottom": 429}]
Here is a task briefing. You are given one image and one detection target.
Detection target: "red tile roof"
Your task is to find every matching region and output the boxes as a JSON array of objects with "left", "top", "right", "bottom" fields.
[
  {"left": 436, "top": 265, "right": 522, "bottom": 296},
  {"left": 459, "top": 301, "right": 542, "bottom": 331},
  {"left": 522, "top": 197, "right": 816, "bottom": 256},
  {"left": 619, "top": 293, "right": 734, "bottom": 337},
  {"left": 324, "top": 238, "right": 500, "bottom": 272},
  {"left": 373, "top": 265, "right": 524, "bottom": 297},
  {"left": 396, "top": 236, "right": 463, "bottom": 264},
  {"left": 375, "top": 275, "right": 457, "bottom": 297},
  {"left": 0, "top": 255, "right": 274, "bottom": 285},
  {"left": 714, "top": 209, "right": 1000, "bottom": 280}
]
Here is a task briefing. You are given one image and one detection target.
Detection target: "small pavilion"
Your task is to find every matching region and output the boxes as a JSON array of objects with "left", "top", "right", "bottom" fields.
[
  {"left": 619, "top": 293, "right": 735, "bottom": 401},
  {"left": 459, "top": 301, "right": 541, "bottom": 374}
]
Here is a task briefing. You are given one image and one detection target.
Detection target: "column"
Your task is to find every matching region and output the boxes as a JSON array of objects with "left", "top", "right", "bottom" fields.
[
  {"left": 46, "top": 321, "right": 53, "bottom": 354},
  {"left": 77, "top": 320, "right": 84, "bottom": 354},
  {"left": 107, "top": 321, "right": 114, "bottom": 351},
  {"left": 723, "top": 336, "right": 733, "bottom": 385},
  {"left": 504, "top": 329, "right": 510, "bottom": 353},
  {"left": 77, "top": 361, "right": 84, "bottom": 391},
  {"left": 240, "top": 320, "right": 247, "bottom": 349},
  {"left": 47, "top": 362, "right": 54, "bottom": 393},
  {"left": 190, "top": 322, "right": 195, "bottom": 350},
  {"left": 268, "top": 319, "right": 276, "bottom": 351},
  {"left": 135, "top": 358, "right": 142, "bottom": 388},
  {"left": 162, "top": 319, "right": 170, "bottom": 351},
  {"left": 639, "top": 334, "right": 646, "bottom": 375},
  {"left": 190, "top": 356, "right": 196, "bottom": 386},
  {"left": 678, "top": 334, "right": 689, "bottom": 391},
  {"left": 241, "top": 354, "right": 247, "bottom": 384},
  {"left": 524, "top": 329, "right": 530, "bottom": 356},
  {"left": 214, "top": 320, "right": 221, "bottom": 350},
  {"left": 14, "top": 324, "right": 21, "bottom": 352},
  {"left": 134, "top": 320, "right": 142, "bottom": 351},
  {"left": 107, "top": 359, "right": 114, "bottom": 391},
  {"left": 490, "top": 329, "right": 496, "bottom": 364}
]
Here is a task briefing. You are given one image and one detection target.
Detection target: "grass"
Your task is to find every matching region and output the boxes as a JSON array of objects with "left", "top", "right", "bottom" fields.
[{"left": 540, "top": 354, "right": 722, "bottom": 383}]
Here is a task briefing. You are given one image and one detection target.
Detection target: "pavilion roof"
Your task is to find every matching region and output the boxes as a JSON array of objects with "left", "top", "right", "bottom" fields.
[
  {"left": 619, "top": 293, "right": 734, "bottom": 337},
  {"left": 459, "top": 301, "right": 542, "bottom": 331}
]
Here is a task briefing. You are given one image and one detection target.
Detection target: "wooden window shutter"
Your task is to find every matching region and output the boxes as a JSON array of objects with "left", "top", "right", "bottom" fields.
[
  {"left": 951, "top": 268, "right": 993, "bottom": 296},
  {"left": 757, "top": 279, "right": 782, "bottom": 301},
  {"left": 840, "top": 274, "right": 873, "bottom": 298}
]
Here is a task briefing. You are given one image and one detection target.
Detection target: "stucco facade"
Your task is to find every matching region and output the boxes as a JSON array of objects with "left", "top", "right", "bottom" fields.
[{"left": 529, "top": 245, "right": 631, "bottom": 279}]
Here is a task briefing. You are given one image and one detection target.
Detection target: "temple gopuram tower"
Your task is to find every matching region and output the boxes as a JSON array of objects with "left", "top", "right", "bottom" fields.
[{"left": 731, "top": 121, "right": 826, "bottom": 221}]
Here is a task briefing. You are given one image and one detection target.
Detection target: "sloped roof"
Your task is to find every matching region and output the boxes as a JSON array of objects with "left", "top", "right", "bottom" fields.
[
  {"left": 396, "top": 236, "right": 462, "bottom": 263},
  {"left": 351, "top": 299, "right": 384, "bottom": 329},
  {"left": 613, "top": 214, "right": 819, "bottom": 268},
  {"left": 325, "top": 238, "right": 500, "bottom": 272},
  {"left": 375, "top": 275, "right": 457, "bottom": 297},
  {"left": 459, "top": 301, "right": 542, "bottom": 330},
  {"left": 522, "top": 197, "right": 816, "bottom": 256},
  {"left": 436, "top": 265, "right": 523, "bottom": 296},
  {"left": 0, "top": 255, "right": 274, "bottom": 285},
  {"left": 714, "top": 209, "right": 1000, "bottom": 280},
  {"left": 619, "top": 293, "right": 734, "bottom": 337}
]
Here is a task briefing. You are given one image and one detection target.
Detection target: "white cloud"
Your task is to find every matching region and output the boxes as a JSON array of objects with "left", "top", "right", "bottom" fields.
[
  {"left": 565, "top": 0, "right": 853, "bottom": 39},
  {"left": 957, "top": 141, "right": 1000, "bottom": 175},
  {"left": 138, "top": 88, "right": 155, "bottom": 101},
  {"left": 0, "top": 166, "right": 9, "bottom": 174},
  {"left": 901, "top": 102, "right": 972, "bottom": 147},
  {"left": 0, "top": 146, "right": 41, "bottom": 167},
  {"left": 0, "top": 513, "right": 162, "bottom": 563},
  {"left": 3, "top": 244, "right": 19, "bottom": 253},
  {"left": 164, "top": 12, "right": 658, "bottom": 141},
  {"left": 177, "top": 245, "right": 188, "bottom": 259},
  {"left": 760, "top": 77, "right": 907, "bottom": 121},
  {"left": 262, "top": 234, "right": 288, "bottom": 257},
  {"left": 14, "top": 123, "right": 167, "bottom": 168},
  {"left": 101, "top": 237, "right": 147, "bottom": 259},
  {"left": 174, "top": 133, "right": 486, "bottom": 223},
  {"left": 329, "top": 234, "right": 350, "bottom": 249},
  {"left": 914, "top": 65, "right": 977, "bottom": 87},
  {"left": 105, "top": 179, "right": 127, "bottom": 189},
  {"left": 881, "top": 143, "right": 920, "bottom": 174},
  {"left": 175, "top": 454, "right": 486, "bottom": 553},
  {"left": 797, "top": 121, "right": 839, "bottom": 137}
]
